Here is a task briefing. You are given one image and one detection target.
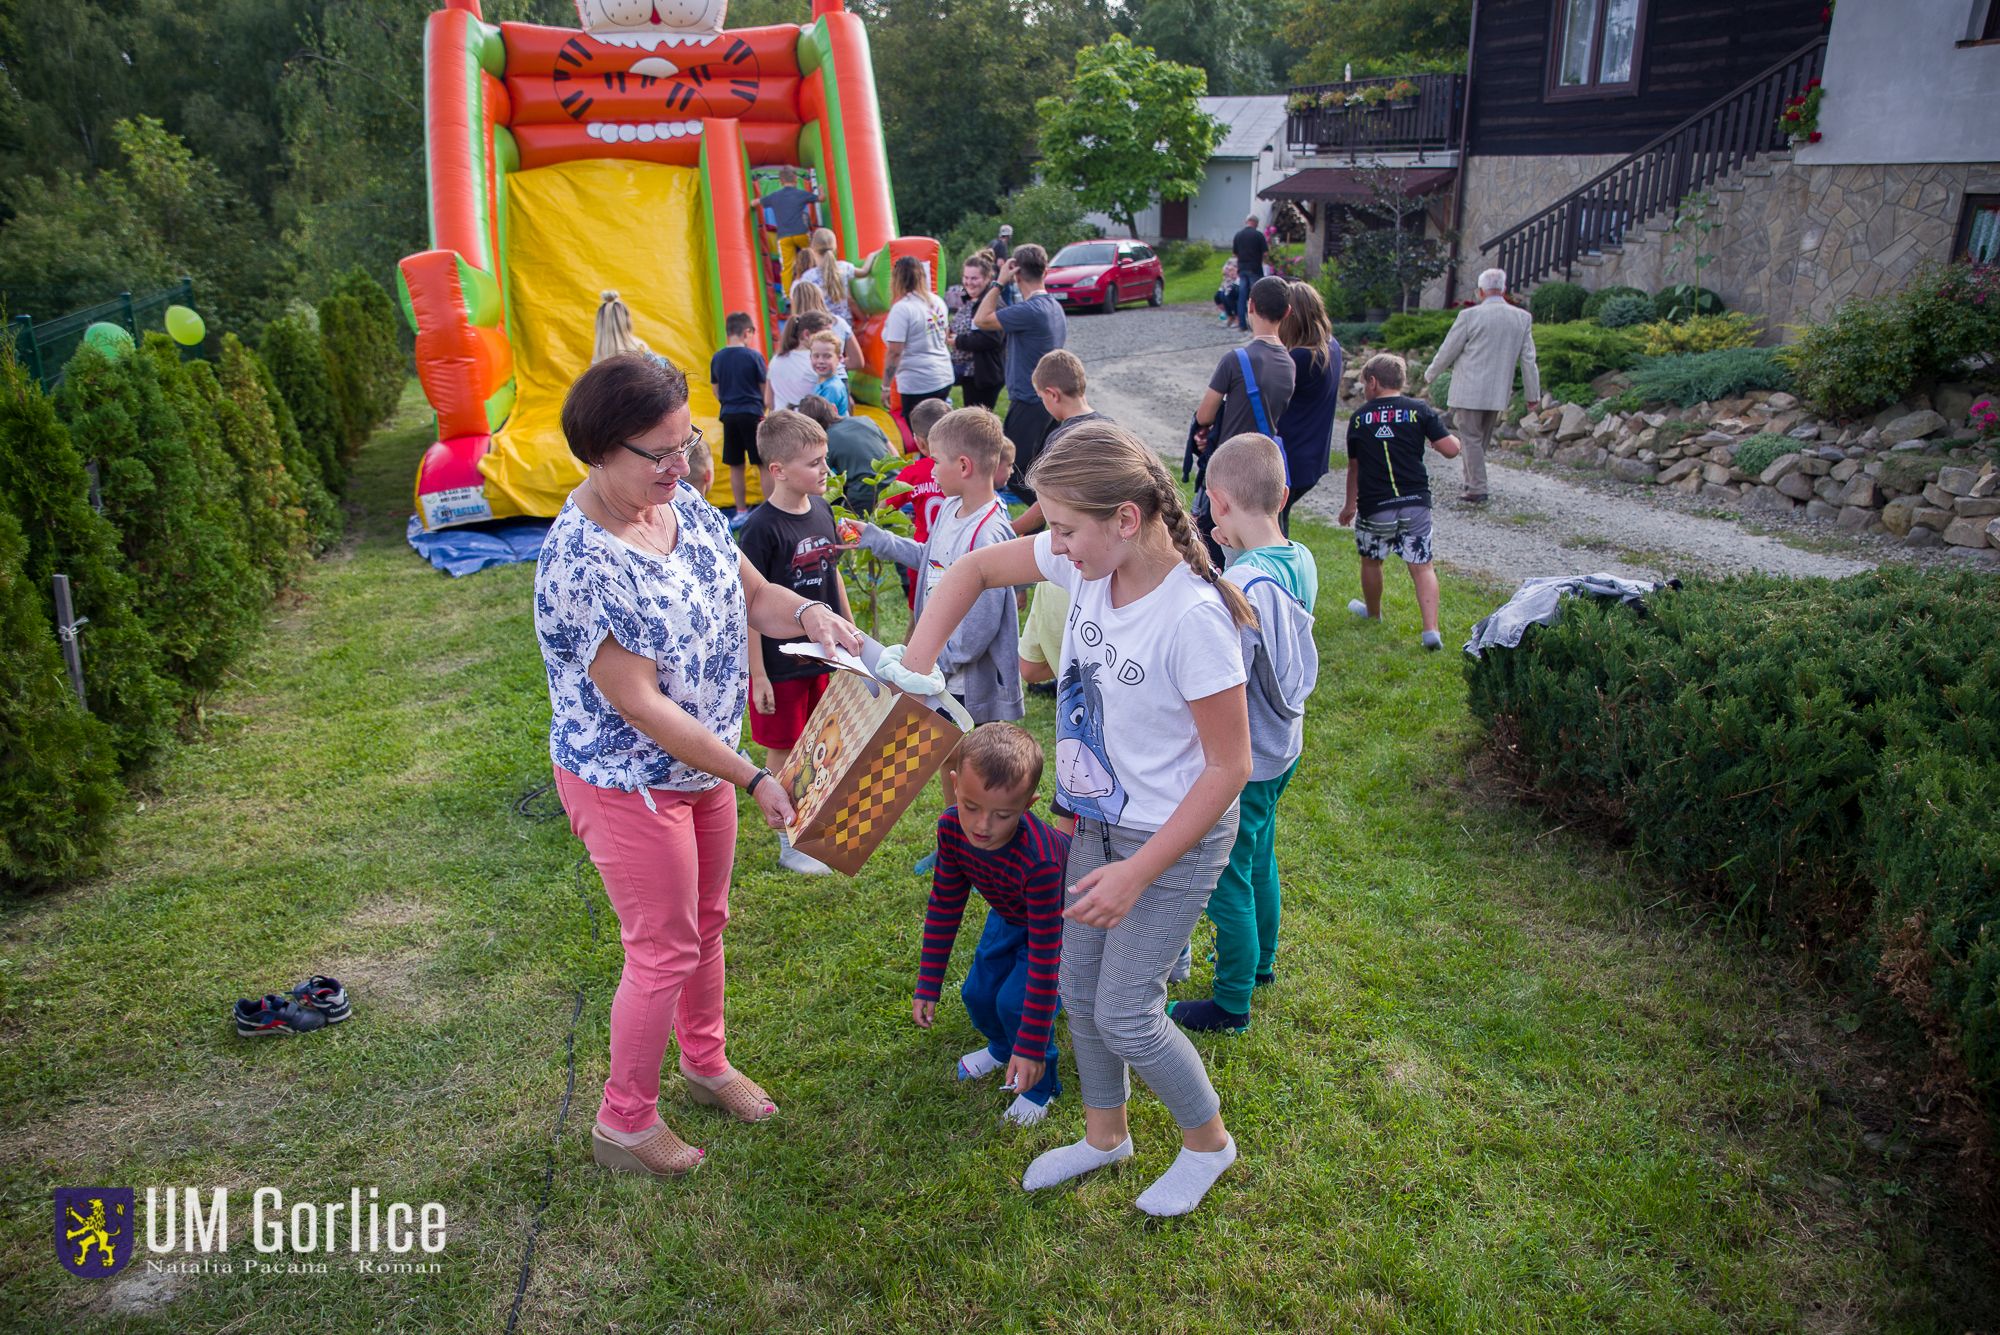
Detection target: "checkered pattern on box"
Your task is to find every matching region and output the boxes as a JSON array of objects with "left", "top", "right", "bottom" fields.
[
  {"left": 817, "top": 710, "right": 959, "bottom": 856},
  {"left": 786, "top": 670, "right": 894, "bottom": 830}
]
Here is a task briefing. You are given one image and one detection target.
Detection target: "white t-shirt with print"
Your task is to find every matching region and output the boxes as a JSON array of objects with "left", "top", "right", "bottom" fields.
[
  {"left": 925, "top": 496, "right": 1009, "bottom": 691},
  {"left": 882, "top": 292, "right": 954, "bottom": 394},
  {"left": 1033, "top": 531, "right": 1247, "bottom": 830}
]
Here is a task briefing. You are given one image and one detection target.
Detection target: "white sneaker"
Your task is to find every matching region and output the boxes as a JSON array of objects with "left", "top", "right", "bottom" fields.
[
  {"left": 1168, "top": 943, "right": 1193, "bottom": 984},
  {"left": 776, "top": 833, "right": 831, "bottom": 875}
]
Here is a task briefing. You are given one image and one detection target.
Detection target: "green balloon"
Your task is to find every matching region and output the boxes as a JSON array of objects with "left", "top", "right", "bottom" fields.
[
  {"left": 82, "top": 322, "right": 135, "bottom": 358},
  {"left": 164, "top": 304, "right": 206, "bottom": 347}
]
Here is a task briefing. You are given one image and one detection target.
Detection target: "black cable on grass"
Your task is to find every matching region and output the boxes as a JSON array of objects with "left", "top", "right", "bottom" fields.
[{"left": 506, "top": 778, "right": 600, "bottom": 1334}]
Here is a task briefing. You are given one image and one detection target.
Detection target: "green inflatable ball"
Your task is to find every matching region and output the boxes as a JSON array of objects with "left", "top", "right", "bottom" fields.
[
  {"left": 164, "top": 304, "right": 206, "bottom": 347},
  {"left": 83, "top": 322, "right": 136, "bottom": 358}
]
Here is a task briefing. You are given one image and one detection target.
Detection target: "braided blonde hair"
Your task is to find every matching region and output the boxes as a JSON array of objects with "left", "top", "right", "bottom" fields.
[{"left": 1027, "top": 421, "right": 1257, "bottom": 630}]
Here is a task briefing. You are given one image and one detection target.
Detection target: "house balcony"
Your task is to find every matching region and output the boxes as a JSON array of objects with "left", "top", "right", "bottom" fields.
[{"left": 1284, "top": 73, "right": 1465, "bottom": 156}]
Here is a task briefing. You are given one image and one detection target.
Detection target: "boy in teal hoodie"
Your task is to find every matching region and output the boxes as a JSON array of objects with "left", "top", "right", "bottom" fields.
[{"left": 1173, "top": 433, "right": 1319, "bottom": 1033}]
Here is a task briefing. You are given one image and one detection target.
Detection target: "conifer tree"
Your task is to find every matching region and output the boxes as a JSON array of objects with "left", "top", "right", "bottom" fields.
[{"left": 0, "top": 343, "right": 177, "bottom": 767}]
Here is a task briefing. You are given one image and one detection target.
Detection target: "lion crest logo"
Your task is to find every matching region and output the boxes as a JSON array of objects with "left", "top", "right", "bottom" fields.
[{"left": 54, "top": 1187, "right": 134, "bottom": 1278}]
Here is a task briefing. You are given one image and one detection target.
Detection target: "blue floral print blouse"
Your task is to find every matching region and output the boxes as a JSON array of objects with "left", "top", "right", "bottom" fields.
[{"left": 533, "top": 485, "right": 749, "bottom": 792}]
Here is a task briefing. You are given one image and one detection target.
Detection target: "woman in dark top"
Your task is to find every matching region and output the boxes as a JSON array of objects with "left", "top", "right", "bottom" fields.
[
  {"left": 1275, "top": 280, "right": 1344, "bottom": 533},
  {"left": 947, "top": 252, "right": 1005, "bottom": 410}
]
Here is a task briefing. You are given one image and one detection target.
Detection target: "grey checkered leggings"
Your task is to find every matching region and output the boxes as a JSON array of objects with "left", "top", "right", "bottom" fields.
[{"left": 1062, "top": 809, "right": 1239, "bottom": 1128}]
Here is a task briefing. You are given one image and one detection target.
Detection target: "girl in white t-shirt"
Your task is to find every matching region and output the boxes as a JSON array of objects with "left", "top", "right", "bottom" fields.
[
  {"left": 764, "top": 310, "right": 835, "bottom": 412},
  {"left": 879, "top": 420, "right": 1255, "bottom": 1218}
]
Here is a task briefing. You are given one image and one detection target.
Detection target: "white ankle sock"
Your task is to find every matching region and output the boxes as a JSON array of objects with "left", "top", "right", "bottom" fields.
[
  {"left": 595, "top": 1119, "right": 659, "bottom": 1148},
  {"left": 956, "top": 1047, "right": 1003, "bottom": 1081},
  {"left": 1134, "top": 1136, "right": 1237, "bottom": 1217},
  {"left": 1022, "top": 1135, "right": 1134, "bottom": 1190},
  {"left": 1003, "top": 1094, "right": 1050, "bottom": 1127}
]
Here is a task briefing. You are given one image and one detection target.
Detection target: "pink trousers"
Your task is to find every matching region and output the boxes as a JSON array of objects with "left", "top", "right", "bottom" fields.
[{"left": 555, "top": 767, "right": 738, "bottom": 1133}]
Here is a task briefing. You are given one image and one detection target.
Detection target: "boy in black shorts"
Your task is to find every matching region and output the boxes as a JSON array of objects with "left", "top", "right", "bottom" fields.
[
  {"left": 710, "top": 311, "right": 767, "bottom": 528},
  {"left": 1338, "top": 353, "right": 1461, "bottom": 651}
]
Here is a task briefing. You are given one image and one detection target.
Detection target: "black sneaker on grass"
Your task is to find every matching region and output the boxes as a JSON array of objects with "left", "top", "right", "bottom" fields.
[
  {"left": 234, "top": 994, "right": 329, "bottom": 1037},
  {"left": 1170, "top": 998, "right": 1250, "bottom": 1034},
  {"left": 288, "top": 975, "right": 351, "bottom": 1023}
]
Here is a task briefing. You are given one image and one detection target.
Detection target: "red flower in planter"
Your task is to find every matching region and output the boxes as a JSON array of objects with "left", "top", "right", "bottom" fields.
[
  {"left": 1808, "top": 130, "right": 1823, "bottom": 142},
  {"left": 1807, "top": 77, "right": 1821, "bottom": 89},
  {"left": 1821, "top": 5, "right": 1830, "bottom": 21}
]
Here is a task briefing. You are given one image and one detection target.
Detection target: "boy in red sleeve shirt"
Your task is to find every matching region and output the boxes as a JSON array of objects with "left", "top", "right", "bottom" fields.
[{"left": 910, "top": 723, "right": 1067, "bottom": 1126}]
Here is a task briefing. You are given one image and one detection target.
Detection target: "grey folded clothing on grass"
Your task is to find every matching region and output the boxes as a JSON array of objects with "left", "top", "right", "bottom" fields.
[{"left": 1463, "top": 573, "right": 1677, "bottom": 658}]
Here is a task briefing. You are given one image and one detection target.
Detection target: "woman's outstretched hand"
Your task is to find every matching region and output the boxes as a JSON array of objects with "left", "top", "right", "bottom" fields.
[
  {"left": 800, "top": 601, "right": 864, "bottom": 658},
  {"left": 751, "top": 775, "right": 795, "bottom": 830},
  {"left": 875, "top": 643, "right": 946, "bottom": 697}
]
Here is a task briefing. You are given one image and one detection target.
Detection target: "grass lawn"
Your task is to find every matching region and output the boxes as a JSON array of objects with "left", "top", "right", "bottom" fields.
[
  {"left": 3, "top": 384, "right": 1993, "bottom": 1331},
  {"left": 1160, "top": 242, "right": 1308, "bottom": 308}
]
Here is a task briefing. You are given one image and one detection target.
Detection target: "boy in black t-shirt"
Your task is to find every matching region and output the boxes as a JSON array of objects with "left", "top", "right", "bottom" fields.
[
  {"left": 737, "top": 410, "right": 850, "bottom": 874},
  {"left": 1339, "top": 353, "right": 1461, "bottom": 651},
  {"left": 709, "top": 311, "right": 768, "bottom": 528}
]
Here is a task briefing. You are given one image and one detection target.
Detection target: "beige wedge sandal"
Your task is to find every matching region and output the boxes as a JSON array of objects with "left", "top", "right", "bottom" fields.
[
  {"left": 591, "top": 1122, "right": 704, "bottom": 1178},
  {"left": 684, "top": 1070, "right": 778, "bottom": 1123}
]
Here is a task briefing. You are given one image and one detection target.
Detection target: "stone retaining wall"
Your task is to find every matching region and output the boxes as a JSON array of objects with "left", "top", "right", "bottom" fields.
[{"left": 1436, "top": 156, "right": 2000, "bottom": 334}]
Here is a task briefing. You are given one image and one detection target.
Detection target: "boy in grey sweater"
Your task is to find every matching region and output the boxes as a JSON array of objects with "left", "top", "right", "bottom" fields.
[
  {"left": 857, "top": 407, "right": 1025, "bottom": 876},
  {"left": 1171, "top": 433, "right": 1319, "bottom": 1032}
]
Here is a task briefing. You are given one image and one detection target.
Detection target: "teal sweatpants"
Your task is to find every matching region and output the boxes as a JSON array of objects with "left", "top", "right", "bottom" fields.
[{"left": 1205, "top": 763, "right": 1296, "bottom": 1014}]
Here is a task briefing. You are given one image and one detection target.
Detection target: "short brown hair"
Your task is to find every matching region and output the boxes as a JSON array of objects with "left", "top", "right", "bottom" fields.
[
  {"left": 793, "top": 394, "right": 839, "bottom": 428},
  {"left": 908, "top": 397, "right": 951, "bottom": 440},
  {"left": 956, "top": 722, "right": 1043, "bottom": 800},
  {"left": 757, "top": 409, "right": 826, "bottom": 464},
  {"left": 1031, "top": 348, "right": 1086, "bottom": 398},
  {"left": 930, "top": 406, "right": 1006, "bottom": 472},
  {"left": 1012, "top": 243, "right": 1049, "bottom": 280},
  {"left": 1206, "top": 432, "right": 1286, "bottom": 517},
  {"left": 560, "top": 354, "right": 689, "bottom": 466},
  {"left": 1361, "top": 352, "right": 1407, "bottom": 391}
]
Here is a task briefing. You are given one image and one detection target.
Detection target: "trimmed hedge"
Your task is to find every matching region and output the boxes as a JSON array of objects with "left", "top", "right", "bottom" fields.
[
  {"left": 0, "top": 343, "right": 177, "bottom": 768},
  {"left": 59, "top": 343, "right": 266, "bottom": 696},
  {"left": 0, "top": 509, "right": 123, "bottom": 888},
  {"left": 245, "top": 342, "right": 341, "bottom": 548},
  {"left": 261, "top": 310, "right": 346, "bottom": 490},
  {"left": 319, "top": 268, "right": 407, "bottom": 461},
  {"left": 1467, "top": 569, "right": 2000, "bottom": 1124},
  {"left": 1531, "top": 322, "right": 1640, "bottom": 385},
  {"left": 1528, "top": 281, "right": 1587, "bottom": 324}
]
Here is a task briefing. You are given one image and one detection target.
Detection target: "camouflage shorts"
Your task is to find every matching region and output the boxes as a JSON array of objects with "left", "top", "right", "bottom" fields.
[{"left": 1355, "top": 504, "right": 1434, "bottom": 566}]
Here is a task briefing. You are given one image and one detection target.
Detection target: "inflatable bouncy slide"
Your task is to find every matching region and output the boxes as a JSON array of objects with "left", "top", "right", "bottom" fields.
[{"left": 401, "top": 0, "right": 934, "bottom": 529}]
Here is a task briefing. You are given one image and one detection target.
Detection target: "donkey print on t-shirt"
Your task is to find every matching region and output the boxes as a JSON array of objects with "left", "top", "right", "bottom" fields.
[{"left": 1055, "top": 659, "right": 1127, "bottom": 825}]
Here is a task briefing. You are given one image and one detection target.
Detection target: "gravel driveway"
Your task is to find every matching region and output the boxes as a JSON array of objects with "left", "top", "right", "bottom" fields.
[{"left": 1062, "top": 304, "right": 1876, "bottom": 589}]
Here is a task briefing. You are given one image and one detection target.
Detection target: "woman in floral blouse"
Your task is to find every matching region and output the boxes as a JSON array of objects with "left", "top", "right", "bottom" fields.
[{"left": 533, "top": 354, "right": 862, "bottom": 1180}]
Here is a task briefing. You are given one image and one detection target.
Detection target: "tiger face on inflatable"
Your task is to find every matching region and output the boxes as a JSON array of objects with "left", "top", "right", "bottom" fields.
[{"left": 575, "top": 0, "right": 728, "bottom": 78}]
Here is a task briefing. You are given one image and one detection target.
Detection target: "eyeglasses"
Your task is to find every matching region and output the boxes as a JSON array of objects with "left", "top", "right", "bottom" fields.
[{"left": 616, "top": 426, "right": 703, "bottom": 473}]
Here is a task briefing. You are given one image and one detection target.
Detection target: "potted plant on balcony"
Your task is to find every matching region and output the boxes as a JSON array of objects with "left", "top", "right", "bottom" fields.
[
  {"left": 1386, "top": 79, "right": 1419, "bottom": 110},
  {"left": 1286, "top": 91, "right": 1316, "bottom": 115}
]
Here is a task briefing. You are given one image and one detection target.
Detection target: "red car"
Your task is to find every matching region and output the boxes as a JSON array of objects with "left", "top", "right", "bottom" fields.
[{"left": 1041, "top": 239, "right": 1165, "bottom": 313}]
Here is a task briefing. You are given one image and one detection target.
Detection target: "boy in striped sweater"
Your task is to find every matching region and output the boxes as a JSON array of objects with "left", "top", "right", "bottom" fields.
[{"left": 910, "top": 723, "right": 1067, "bottom": 1127}]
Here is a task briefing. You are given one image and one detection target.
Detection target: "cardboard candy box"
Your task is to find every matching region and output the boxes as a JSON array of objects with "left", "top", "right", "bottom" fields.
[{"left": 772, "top": 636, "right": 973, "bottom": 876}]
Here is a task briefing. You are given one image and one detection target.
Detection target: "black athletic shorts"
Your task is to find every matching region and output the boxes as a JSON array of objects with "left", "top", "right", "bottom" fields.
[{"left": 720, "top": 412, "right": 763, "bottom": 467}]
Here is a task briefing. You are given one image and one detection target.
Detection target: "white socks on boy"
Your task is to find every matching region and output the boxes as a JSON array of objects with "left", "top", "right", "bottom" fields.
[
  {"left": 1003, "top": 1094, "right": 1049, "bottom": 1127},
  {"left": 1022, "top": 1135, "right": 1135, "bottom": 1190},
  {"left": 955, "top": 1047, "right": 1003, "bottom": 1081}
]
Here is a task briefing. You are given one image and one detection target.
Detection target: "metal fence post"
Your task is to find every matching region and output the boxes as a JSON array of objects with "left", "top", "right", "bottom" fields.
[
  {"left": 12, "top": 314, "right": 41, "bottom": 385},
  {"left": 119, "top": 291, "right": 136, "bottom": 337},
  {"left": 51, "top": 574, "right": 89, "bottom": 710}
]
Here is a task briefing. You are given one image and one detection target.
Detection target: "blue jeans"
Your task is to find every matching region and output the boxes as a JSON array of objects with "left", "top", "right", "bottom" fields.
[
  {"left": 960, "top": 909, "right": 1062, "bottom": 1104},
  {"left": 1233, "top": 271, "right": 1258, "bottom": 329}
]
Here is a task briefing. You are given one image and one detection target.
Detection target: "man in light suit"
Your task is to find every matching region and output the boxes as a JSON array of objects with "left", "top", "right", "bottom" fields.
[{"left": 1421, "top": 268, "right": 1543, "bottom": 504}]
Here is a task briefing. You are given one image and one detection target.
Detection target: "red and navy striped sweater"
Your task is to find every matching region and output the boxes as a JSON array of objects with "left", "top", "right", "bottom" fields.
[{"left": 915, "top": 809, "right": 1069, "bottom": 1058}]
